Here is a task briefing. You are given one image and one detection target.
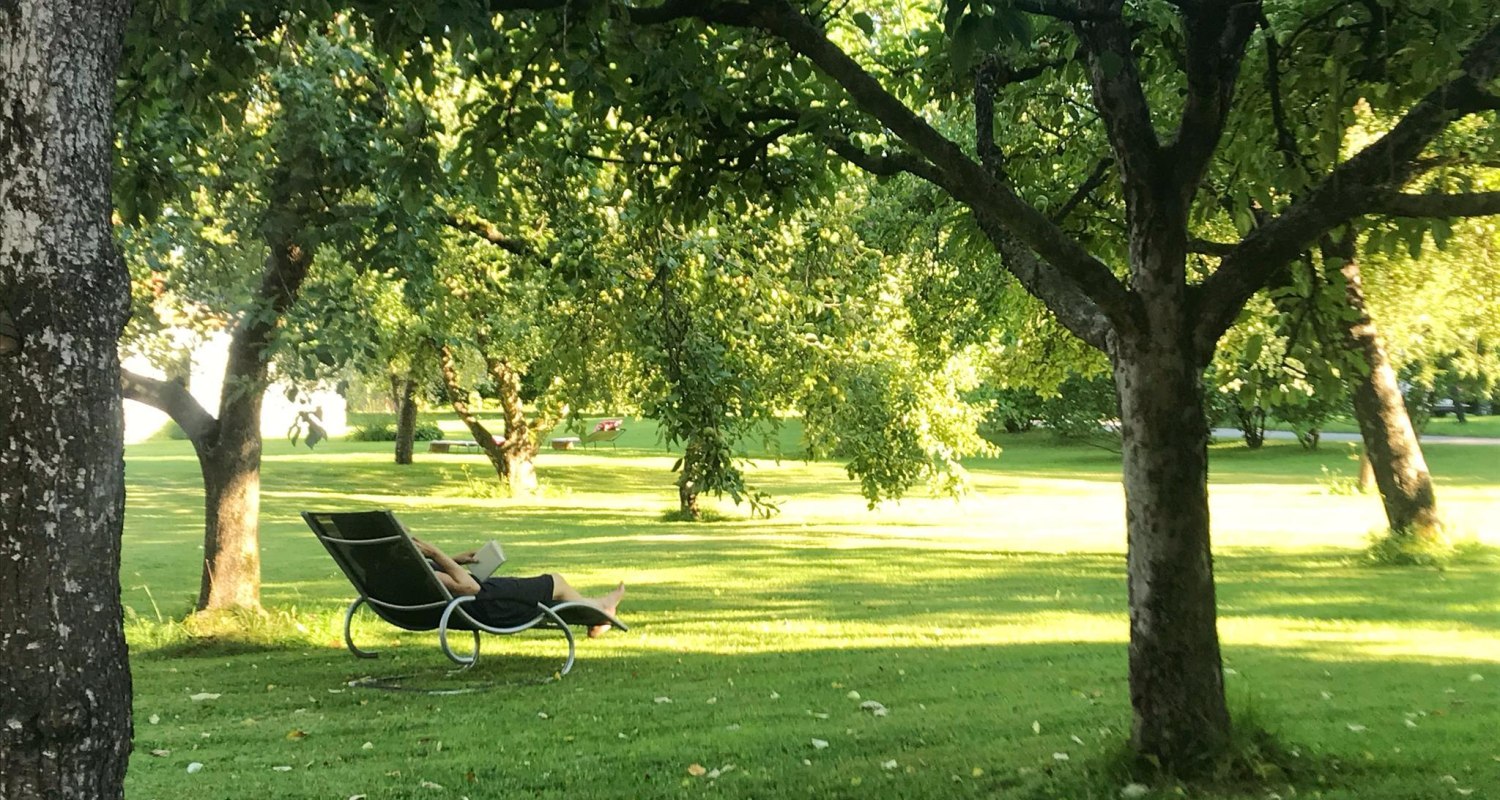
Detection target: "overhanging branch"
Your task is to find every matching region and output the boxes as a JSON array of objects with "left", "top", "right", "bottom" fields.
[
  {"left": 120, "top": 369, "right": 218, "bottom": 444},
  {"left": 733, "top": 1, "right": 1139, "bottom": 341},
  {"left": 825, "top": 138, "right": 943, "bottom": 185},
  {"left": 1371, "top": 191, "right": 1500, "bottom": 218},
  {"left": 1012, "top": 0, "right": 1113, "bottom": 22},
  {"left": 1187, "top": 237, "right": 1236, "bottom": 257}
]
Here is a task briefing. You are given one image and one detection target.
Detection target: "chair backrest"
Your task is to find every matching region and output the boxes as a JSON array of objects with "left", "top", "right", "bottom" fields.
[{"left": 302, "top": 510, "right": 455, "bottom": 631}]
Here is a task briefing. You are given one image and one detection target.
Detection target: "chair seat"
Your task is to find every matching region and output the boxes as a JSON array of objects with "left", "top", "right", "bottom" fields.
[{"left": 302, "top": 510, "right": 623, "bottom": 675}]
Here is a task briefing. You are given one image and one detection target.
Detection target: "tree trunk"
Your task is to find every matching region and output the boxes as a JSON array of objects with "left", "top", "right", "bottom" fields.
[
  {"left": 1296, "top": 428, "right": 1321, "bottom": 451},
  {"left": 195, "top": 414, "right": 266, "bottom": 611},
  {"left": 1234, "top": 401, "right": 1265, "bottom": 449},
  {"left": 1114, "top": 342, "right": 1231, "bottom": 767},
  {"left": 436, "top": 344, "right": 509, "bottom": 481},
  {"left": 485, "top": 356, "right": 539, "bottom": 493},
  {"left": 0, "top": 1, "right": 135, "bottom": 796},
  {"left": 193, "top": 238, "right": 312, "bottom": 611},
  {"left": 394, "top": 374, "right": 417, "bottom": 465},
  {"left": 676, "top": 437, "right": 708, "bottom": 520},
  {"left": 1359, "top": 450, "right": 1376, "bottom": 493},
  {"left": 1331, "top": 238, "right": 1441, "bottom": 537},
  {"left": 123, "top": 238, "right": 312, "bottom": 612},
  {"left": 197, "top": 454, "right": 261, "bottom": 608}
]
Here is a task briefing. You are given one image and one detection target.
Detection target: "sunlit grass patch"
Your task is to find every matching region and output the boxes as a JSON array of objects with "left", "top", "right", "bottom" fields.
[{"left": 122, "top": 431, "right": 1500, "bottom": 799}]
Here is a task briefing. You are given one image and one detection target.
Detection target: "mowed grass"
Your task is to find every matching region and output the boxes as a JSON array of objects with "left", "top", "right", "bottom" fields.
[
  {"left": 122, "top": 422, "right": 1500, "bottom": 799},
  {"left": 1306, "top": 414, "right": 1500, "bottom": 440}
]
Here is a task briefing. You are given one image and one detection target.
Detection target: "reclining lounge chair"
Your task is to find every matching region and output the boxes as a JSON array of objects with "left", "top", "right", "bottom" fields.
[
  {"left": 302, "top": 510, "right": 626, "bottom": 675},
  {"left": 580, "top": 418, "right": 625, "bottom": 447}
]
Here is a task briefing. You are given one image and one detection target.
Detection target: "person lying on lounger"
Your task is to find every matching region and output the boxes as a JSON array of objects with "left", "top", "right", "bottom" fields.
[{"left": 411, "top": 537, "right": 625, "bottom": 638}]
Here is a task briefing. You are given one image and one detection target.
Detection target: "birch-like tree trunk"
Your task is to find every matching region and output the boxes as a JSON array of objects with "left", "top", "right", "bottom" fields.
[
  {"left": 0, "top": 1, "right": 135, "bottom": 796},
  {"left": 1328, "top": 236, "right": 1442, "bottom": 537}
]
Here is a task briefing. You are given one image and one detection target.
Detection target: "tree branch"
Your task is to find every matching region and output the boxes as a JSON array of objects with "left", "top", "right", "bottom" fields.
[
  {"left": 973, "top": 213, "right": 1113, "bottom": 352},
  {"left": 580, "top": 118, "right": 801, "bottom": 175},
  {"left": 1186, "top": 237, "right": 1236, "bottom": 257},
  {"left": 1168, "top": 1, "right": 1261, "bottom": 194},
  {"left": 628, "top": 0, "right": 756, "bottom": 25},
  {"left": 1258, "top": 12, "right": 1312, "bottom": 175},
  {"left": 1074, "top": 14, "right": 1163, "bottom": 202},
  {"left": 734, "top": 1, "right": 1140, "bottom": 341},
  {"left": 120, "top": 368, "right": 218, "bottom": 444},
  {"left": 1011, "top": 0, "right": 1114, "bottom": 22},
  {"left": 974, "top": 61, "right": 1005, "bottom": 178},
  {"left": 1194, "top": 19, "right": 1500, "bottom": 359},
  {"left": 1371, "top": 191, "right": 1500, "bottom": 218},
  {"left": 1051, "top": 158, "right": 1115, "bottom": 224},
  {"left": 824, "top": 138, "right": 943, "bottom": 185},
  {"left": 444, "top": 213, "right": 532, "bottom": 255},
  {"left": 971, "top": 57, "right": 1071, "bottom": 179}
]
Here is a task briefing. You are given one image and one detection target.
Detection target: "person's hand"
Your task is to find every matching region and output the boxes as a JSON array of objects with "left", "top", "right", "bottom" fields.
[
  {"left": 453, "top": 549, "right": 479, "bottom": 564},
  {"left": 411, "top": 538, "right": 438, "bottom": 558}
]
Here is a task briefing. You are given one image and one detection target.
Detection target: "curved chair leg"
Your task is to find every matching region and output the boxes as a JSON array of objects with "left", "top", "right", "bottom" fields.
[
  {"left": 438, "top": 600, "right": 481, "bottom": 670},
  {"left": 538, "top": 605, "right": 577, "bottom": 676},
  {"left": 344, "top": 597, "right": 378, "bottom": 659}
]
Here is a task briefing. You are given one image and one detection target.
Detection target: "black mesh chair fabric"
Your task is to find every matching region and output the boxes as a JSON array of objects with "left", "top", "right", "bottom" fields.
[{"left": 303, "top": 510, "right": 480, "bottom": 631}]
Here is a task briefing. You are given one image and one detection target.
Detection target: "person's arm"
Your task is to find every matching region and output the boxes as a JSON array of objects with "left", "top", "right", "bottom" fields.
[{"left": 412, "top": 537, "right": 481, "bottom": 596}]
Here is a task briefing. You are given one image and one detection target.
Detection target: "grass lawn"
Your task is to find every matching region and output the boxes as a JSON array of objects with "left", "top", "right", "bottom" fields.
[{"left": 121, "top": 424, "right": 1500, "bottom": 799}]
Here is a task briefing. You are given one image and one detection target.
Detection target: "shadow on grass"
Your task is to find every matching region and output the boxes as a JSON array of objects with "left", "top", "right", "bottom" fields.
[{"left": 126, "top": 634, "right": 1499, "bottom": 800}]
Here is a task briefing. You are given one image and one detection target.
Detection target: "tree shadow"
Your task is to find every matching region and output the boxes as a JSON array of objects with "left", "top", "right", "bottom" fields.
[{"left": 126, "top": 635, "right": 1500, "bottom": 800}]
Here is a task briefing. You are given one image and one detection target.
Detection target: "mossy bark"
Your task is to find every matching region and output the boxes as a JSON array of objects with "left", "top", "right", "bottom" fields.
[{"left": 1114, "top": 335, "right": 1230, "bottom": 767}]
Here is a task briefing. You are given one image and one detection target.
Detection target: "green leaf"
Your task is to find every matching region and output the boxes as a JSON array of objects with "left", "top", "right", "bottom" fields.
[
  {"left": 1243, "top": 333, "right": 1264, "bottom": 365},
  {"left": 996, "top": 8, "right": 1032, "bottom": 48},
  {"left": 852, "top": 12, "right": 875, "bottom": 37},
  {"left": 1403, "top": 224, "right": 1425, "bottom": 259},
  {"left": 1431, "top": 218, "right": 1453, "bottom": 250},
  {"left": 950, "top": 15, "right": 981, "bottom": 72},
  {"left": 950, "top": 14, "right": 1002, "bottom": 72}
]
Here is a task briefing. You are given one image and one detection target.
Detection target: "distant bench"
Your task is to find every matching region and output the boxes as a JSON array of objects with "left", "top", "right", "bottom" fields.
[{"left": 427, "top": 437, "right": 503, "bottom": 454}]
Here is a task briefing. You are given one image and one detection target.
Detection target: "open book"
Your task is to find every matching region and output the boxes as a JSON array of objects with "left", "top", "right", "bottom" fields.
[{"left": 468, "top": 540, "right": 506, "bottom": 580}]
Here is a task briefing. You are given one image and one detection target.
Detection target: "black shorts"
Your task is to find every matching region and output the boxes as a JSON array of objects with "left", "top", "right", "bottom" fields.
[{"left": 467, "top": 574, "right": 555, "bottom": 629}]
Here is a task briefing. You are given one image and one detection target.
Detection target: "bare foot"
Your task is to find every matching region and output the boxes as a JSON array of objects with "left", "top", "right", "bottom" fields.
[
  {"left": 599, "top": 581, "right": 626, "bottom": 615},
  {"left": 588, "top": 582, "right": 626, "bottom": 638}
]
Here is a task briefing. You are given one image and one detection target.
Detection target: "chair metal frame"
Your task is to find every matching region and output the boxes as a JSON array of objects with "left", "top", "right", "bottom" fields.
[{"left": 305, "top": 511, "right": 622, "bottom": 675}]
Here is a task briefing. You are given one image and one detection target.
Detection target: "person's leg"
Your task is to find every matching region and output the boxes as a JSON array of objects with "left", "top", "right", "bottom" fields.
[
  {"left": 549, "top": 574, "right": 625, "bottom": 611},
  {"left": 549, "top": 573, "right": 588, "bottom": 604},
  {"left": 548, "top": 573, "right": 625, "bottom": 638}
]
